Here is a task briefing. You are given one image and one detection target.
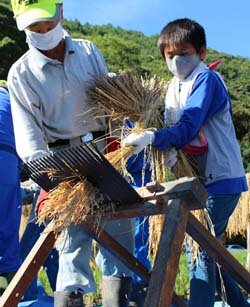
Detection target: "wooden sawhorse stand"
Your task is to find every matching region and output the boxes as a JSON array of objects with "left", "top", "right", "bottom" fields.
[{"left": 1, "top": 177, "right": 250, "bottom": 307}]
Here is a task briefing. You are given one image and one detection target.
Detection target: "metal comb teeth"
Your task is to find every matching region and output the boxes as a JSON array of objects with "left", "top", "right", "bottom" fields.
[{"left": 26, "top": 142, "right": 141, "bottom": 205}]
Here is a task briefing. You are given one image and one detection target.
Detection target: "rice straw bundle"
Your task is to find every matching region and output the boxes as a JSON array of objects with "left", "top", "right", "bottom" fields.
[
  {"left": 88, "top": 70, "right": 165, "bottom": 128},
  {"left": 88, "top": 70, "right": 197, "bottom": 181},
  {"left": 226, "top": 173, "right": 250, "bottom": 238},
  {"left": 38, "top": 178, "right": 114, "bottom": 233},
  {"left": 88, "top": 70, "right": 207, "bottom": 260},
  {"left": 38, "top": 70, "right": 206, "bottom": 259},
  {"left": 88, "top": 71, "right": 166, "bottom": 178}
]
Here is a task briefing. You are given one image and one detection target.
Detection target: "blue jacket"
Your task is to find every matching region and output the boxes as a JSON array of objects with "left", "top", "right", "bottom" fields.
[
  {"left": 0, "top": 87, "right": 16, "bottom": 150},
  {"left": 153, "top": 70, "right": 248, "bottom": 195}
]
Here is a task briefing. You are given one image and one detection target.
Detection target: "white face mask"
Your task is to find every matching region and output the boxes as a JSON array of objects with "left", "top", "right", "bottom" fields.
[
  {"left": 25, "top": 22, "right": 64, "bottom": 51},
  {"left": 166, "top": 54, "right": 200, "bottom": 81}
]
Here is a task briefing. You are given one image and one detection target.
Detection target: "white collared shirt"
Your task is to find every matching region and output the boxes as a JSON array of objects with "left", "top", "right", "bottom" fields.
[{"left": 7, "top": 33, "right": 108, "bottom": 162}]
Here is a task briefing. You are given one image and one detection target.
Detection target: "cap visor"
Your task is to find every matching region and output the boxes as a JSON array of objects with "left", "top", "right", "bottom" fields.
[{"left": 16, "top": 5, "right": 60, "bottom": 31}]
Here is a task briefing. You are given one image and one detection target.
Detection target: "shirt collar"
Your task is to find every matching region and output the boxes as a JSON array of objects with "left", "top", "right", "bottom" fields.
[
  {"left": 29, "top": 30, "right": 75, "bottom": 69},
  {"left": 64, "top": 32, "right": 75, "bottom": 55}
]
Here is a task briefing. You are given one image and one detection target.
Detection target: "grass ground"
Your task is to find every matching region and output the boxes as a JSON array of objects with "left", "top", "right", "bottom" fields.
[{"left": 38, "top": 250, "right": 248, "bottom": 305}]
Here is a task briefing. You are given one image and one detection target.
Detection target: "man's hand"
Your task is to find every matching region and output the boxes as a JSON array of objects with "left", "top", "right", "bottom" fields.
[
  {"left": 123, "top": 131, "right": 155, "bottom": 155},
  {"left": 165, "top": 148, "right": 178, "bottom": 169}
]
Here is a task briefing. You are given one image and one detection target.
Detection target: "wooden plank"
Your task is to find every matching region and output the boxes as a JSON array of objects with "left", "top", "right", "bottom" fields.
[
  {"left": 186, "top": 213, "right": 250, "bottom": 293},
  {"left": 86, "top": 177, "right": 207, "bottom": 222},
  {"left": 159, "top": 203, "right": 189, "bottom": 307},
  {"left": 81, "top": 219, "right": 187, "bottom": 307},
  {"left": 136, "top": 177, "right": 207, "bottom": 210},
  {"left": 96, "top": 201, "right": 169, "bottom": 221},
  {"left": 0, "top": 224, "right": 56, "bottom": 307},
  {"left": 144, "top": 199, "right": 189, "bottom": 307}
]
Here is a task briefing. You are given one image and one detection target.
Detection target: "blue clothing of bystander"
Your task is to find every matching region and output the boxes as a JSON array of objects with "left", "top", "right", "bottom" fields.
[
  {"left": 125, "top": 120, "right": 152, "bottom": 284},
  {"left": 20, "top": 188, "right": 58, "bottom": 302},
  {"left": 126, "top": 151, "right": 151, "bottom": 307},
  {"left": 0, "top": 87, "right": 22, "bottom": 274}
]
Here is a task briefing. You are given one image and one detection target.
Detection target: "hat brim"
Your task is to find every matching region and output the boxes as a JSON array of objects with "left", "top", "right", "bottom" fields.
[{"left": 16, "top": 4, "right": 61, "bottom": 31}]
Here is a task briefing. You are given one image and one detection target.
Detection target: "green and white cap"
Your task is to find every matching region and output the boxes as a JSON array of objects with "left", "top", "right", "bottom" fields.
[
  {"left": 11, "top": 0, "right": 62, "bottom": 31},
  {"left": 0, "top": 80, "right": 8, "bottom": 89}
]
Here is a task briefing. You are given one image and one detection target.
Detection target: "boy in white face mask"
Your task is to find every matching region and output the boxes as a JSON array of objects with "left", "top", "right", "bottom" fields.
[
  {"left": 123, "top": 18, "right": 249, "bottom": 307},
  {"left": 8, "top": 1, "right": 135, "bottom": 307}
]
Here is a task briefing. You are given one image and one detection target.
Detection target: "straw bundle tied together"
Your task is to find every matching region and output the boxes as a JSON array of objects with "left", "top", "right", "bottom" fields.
[
  {"left": 87, "top": 70, "right": 165, "bottom": 129},
  {"left": 38, "top": 70, "right": 207, "bottom": 260},
  {"left": 38, "top": 71, "right": 168, "bottom": 232},
  {"left": 90, "top": 71, "right": 209, "bottom": 260}
]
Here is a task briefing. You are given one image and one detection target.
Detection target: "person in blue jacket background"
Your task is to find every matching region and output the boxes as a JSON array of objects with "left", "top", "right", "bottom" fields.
[
  {"left": 123, "top": 18, "right": 249, "bottom": 307},
  {"left": 124, "top": 120, "right": 152, "bottom": 307},
  {"left": 106, "top": 118, "right": 152, "bottom": 307},
  {"left": 0, "top": 81, "right": 22, "bottom": 295},
  {"left": 19, "top": 185, "right": 59, "bottom": 304}
]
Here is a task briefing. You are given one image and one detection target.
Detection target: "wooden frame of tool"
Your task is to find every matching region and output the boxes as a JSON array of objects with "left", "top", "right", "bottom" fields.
[{"left": 1, "top": 177, "right": 250, "bottom": 307}]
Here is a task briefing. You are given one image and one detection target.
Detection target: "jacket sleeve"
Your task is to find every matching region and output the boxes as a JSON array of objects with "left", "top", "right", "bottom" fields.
[{"left": 153, "top": 70, "right": 229, "bottom": 151}]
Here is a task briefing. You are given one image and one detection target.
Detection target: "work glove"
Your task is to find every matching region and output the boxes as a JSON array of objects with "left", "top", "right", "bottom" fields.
[
  {"left": 165, "top": 148, "right": 178, "bottom": 169},
  {"left": 123, "top": 131, "right": 155, "bottom": 155},
  {"left": 35, "top": 188, "right": 48, "bottom": 216}
]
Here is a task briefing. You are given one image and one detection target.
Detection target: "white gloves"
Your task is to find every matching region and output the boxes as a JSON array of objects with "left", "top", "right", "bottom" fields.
[
  {"left": 165, "top": 148, "right": 178, "bottom": 169},
  {"left": 123, "top": 131, "right": 155, "bottom": 155},
  {"left": 123, "top": 132, "right": 177, "bottom": 168}
]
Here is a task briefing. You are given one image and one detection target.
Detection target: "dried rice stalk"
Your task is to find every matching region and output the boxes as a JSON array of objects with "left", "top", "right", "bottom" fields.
[
  {"left": 226, "top": 173, "right": 250, "bottom": 238},
  {"left": 88, "top": 71, "right": 167, "bottom": 182},
  {"left": 88, "top": 70, "right": 208, "bottom": 261},
  {"left": 87, "top": 70, "right": 165, "bottom": 128},
  {"left": 38, "top": 179, "right": 114, "bottom": 233},
  {"left": 38, "top": 70, "right": 206, "bottom": 256}
]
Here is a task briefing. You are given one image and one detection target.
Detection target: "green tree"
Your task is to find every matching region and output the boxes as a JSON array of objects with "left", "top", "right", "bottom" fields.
[
  {"left": 0, "top": 14, "right": 249, "bottom": 168},
  {"left": 0, "top": 2, "right": 27, "bottom": 79}
]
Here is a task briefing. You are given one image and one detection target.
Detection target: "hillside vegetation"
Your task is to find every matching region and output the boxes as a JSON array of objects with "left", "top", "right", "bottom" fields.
[{"left": 0, "top": 1, "right": 249, "bottom": 169}]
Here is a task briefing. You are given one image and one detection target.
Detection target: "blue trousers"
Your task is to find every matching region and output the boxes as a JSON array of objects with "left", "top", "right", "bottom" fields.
[
  {"left": 56, "top": 219, "right": 135, "bottom": 293},
  {"left": 20, "top": 222, "right": 59, "bottom": 301},
  {"left": 133, "top": 216, "right": 150, "bottom": 285},
  {"left": 20, "top": 189, "right": 59, "bottom": 301},
  {"left": 0, "top": 150, "right": 22, "bottom": 274},
  {"left": 188, "top": 194, "right": 250, "bottom": 307}
]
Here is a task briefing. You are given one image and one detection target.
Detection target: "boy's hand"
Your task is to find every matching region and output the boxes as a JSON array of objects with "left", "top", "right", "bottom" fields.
[{"left": 123, "top": 131, "right": 155, "bottom": 155}]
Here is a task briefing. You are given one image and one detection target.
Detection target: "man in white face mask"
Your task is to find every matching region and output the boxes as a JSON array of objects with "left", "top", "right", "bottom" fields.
[
  {"left": 7, "top": 1, "right": 135, "bottom": 307},
  {"left": 13, "top": 0, "right": 64, "bottom": 57}
]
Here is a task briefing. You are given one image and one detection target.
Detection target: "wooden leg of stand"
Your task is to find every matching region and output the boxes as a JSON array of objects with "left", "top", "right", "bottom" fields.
[
  {"left": 0, "top": 225, "right": 56, "bottom": 307},
  {"left": 82, "top": 218, "right": 187, "bottom": 307},
  {"left": 144, "top": 199, "right": 189, "bottom": 307},
  {"left": 0, "top": 202, "right": 190, "bottom": 307}
]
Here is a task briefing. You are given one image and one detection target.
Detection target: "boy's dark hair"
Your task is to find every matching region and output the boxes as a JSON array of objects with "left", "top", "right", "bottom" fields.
[{"left": 158, "top": 18, "right": 206, "bottom": 59}]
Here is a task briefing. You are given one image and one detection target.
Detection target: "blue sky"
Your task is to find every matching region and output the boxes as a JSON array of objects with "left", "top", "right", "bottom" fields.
[{"left": 63, "top": 0, "right": 250, "bottom": 59}]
